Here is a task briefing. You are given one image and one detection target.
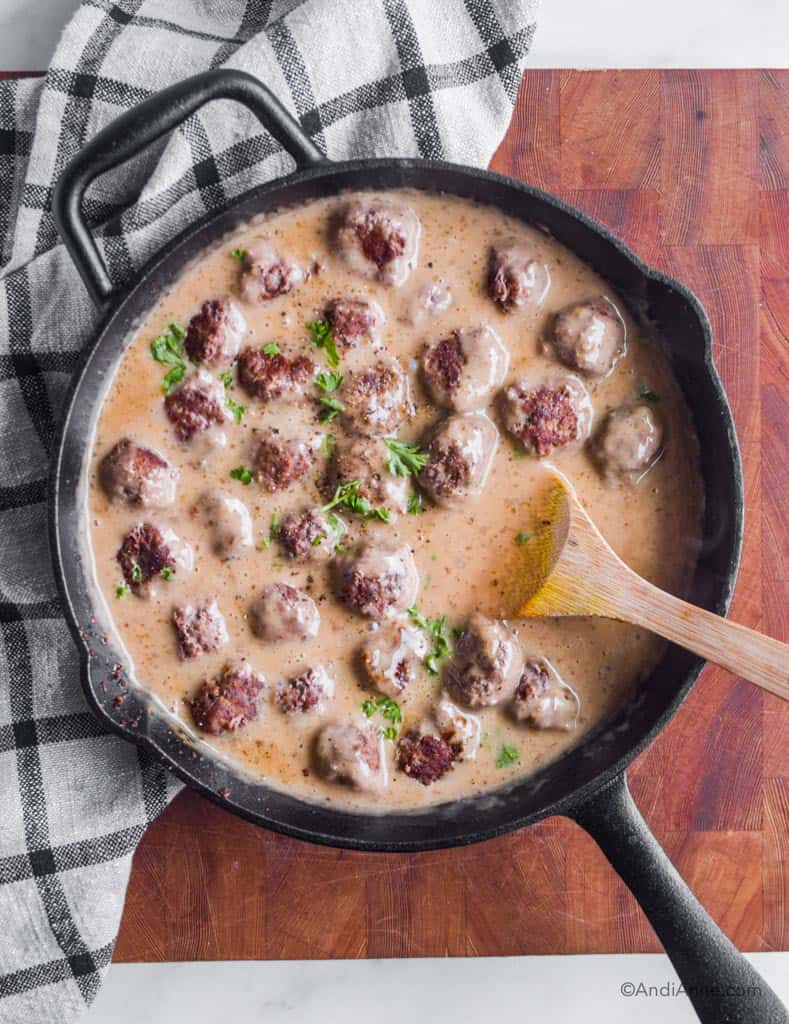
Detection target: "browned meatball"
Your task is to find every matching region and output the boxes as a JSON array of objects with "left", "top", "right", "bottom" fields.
[
  {"left": 117, "top": 523, "right": 177, "bottom": 591},
  {"left": 512, "top": 657, "right": 580, "bottom": 730},
  {"left": 324, "top": 297, "right": 384, "bottom": 348},
  {"left": 488, "top": 240, "right": 550, "bottom": 312},
  {"left": 314, "top": 720, "right": 387, "bottom": 791},
  {"left": 276, "top": 665, "right": 334, "bottom": 715},
  {"left": 447, "top": 613, "right": 524, "bottom": 708},
  {"left": 190, "top": 661, "right": 264, "bottom": 735},
  {"left": 418, "top": 412, "right": 499, "bottom": 507},
  {"left": 432, "top": 695, "right": 481, "bottom": 759},
  {"left": 336, "top": 197, "right": 421, "bottom": 287},
  {"left": 421, "top": 326, "right": 509, "bottom": 413},
  {"left": 239, "top": 241, "right": 308, "bottom": 304},
  {"left": 192, "top": 489, "right": 253, "bottom": 560},
  {"left": 499, "top": 375, "right": 592, "bottom": 457},
  {"left": 165, "top": 370, "right": 226, "bottom": 443},
  {"left": 340, "top": 356, "right": 413, "bottom": 436},
  {"left": 550, "top": 297, "right": 626, "bottom": 377},
  {"left": 326, "top": 436, "right": 409, "bottom": 515},
  {"left": 250, "top": 428, "right": 321, "bottom": 492},
  {"left": 237, "top": 346, "right": 315, "bottom": 403},
  {"left": 335, "top": 542, "right": 419, "bottom": 621},
  {"left": 591, "top": 403, "right": 663, "bottom": 485},
  {"left": 359, "top": 620, "right": 428, "bottom": 697},
  {"left": 172, "top": 599, "right": 228, "bottom": 660},
  {"left": 99, "top": 439, "right": 178, "bottom": 508},
  {"left": 396, "top": 730, "right": 458, "bottom": 785},
  {"left": 249, "top": 582, "right": 320, "bottom": 643},
  {"left": 277, "top": 507, "right": 338, "bottom": 562},
  {"left": 184, "top": 298, "right": 246, "bottom": 367}
]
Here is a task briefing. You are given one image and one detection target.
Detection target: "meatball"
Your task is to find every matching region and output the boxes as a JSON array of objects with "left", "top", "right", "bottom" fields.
[
  {"left": 324, "top": 297, "right": 384, "bottom": 348},
  {"left": 403, "top": 280, "right": 452, "bottom": 326},
  {"left": 396, "top": 729, "right": 458, "bottom": 786},
  {"left": 591, "top": 403, "right": 663, "bottom": 485},
  {"left": 249, "top": 582, "right": 320, "bottom": 643},
  {"left": 421, "top": 326, "right": 509, "bottom": 413},
  {"left": 184, "top": 298, "right": 246, "bottom": 367},
  {"left": 335, "top": 542, "right": 419, "bottom": 620},
  {"left": 172, "top": 599, "right": 228, "bottom": 660},
  {"left": 99, "top": 439, "right": 178, "bottom": 508},
  {"left": 447, "top": 613, "right": 524, "bottom": 708},
  {"left": 116, "top": 522, "right": 191, "bottom": 591},
  {"left": 164, "top": 370, "right": 226, "bottom": 443},
  {"left": 239, "top": 241, "right": 308, "bottom": 304},
  {"left": 499, "top": 375, "right": 592, "bottom": 457},
  {"left": 433, "top": 695, "right": 481, "bottom": 760},
  {"left": 326, "top": 436, "right": 409, "bottom": 515},
  {"left": 190, "top": 661, "right": 264, "bottom": 735},
  {"left": 237, "top": 346, "right": 315, "bottom": 403},
  {"left": 336, "top": 197, "right": 421, "bottom": 287},
  {"left": 277, "top": 507, "right": 337, "bottom": 562},
  {"left": 192, "top": 489, "right": 253, "bottom": 560},
  {"left": 512, "top": 657, "right": 580, "bottom": 730},
  {"left": 314, "top": 720, "right": 387, "bottom": 791},
  {"left": 340, "top": 356, "right": 413, "bottom": 436},
  {"left": 550, "top": 297, "right": 626, "bottom": 378},
  {"left": 276, "top": 665, "right": 335, "bottom": 715},
  {"left": 250, "top": 427, "right": 321, "bottom": 492},
  {"left": 359, "top": 620, "right": 428, "bottom": 698},
  {"left": 418, "top": 412, "right": 499, "bottom": 507},
  {"left": 488, "top": 240, "right": 550, "bottom": 312}
]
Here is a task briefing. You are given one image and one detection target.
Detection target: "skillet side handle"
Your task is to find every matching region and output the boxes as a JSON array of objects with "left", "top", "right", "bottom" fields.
[
  {"left": 52, "top": 69, "right": 327, "bottom": 306},
  {"left": 569, "top": 773, "right": 787, "bottom": 1024}
]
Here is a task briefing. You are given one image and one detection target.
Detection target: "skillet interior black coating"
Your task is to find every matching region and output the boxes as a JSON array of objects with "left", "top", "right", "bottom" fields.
[{"left": 50, "top": 159, "right": 743, "bottom": 851}]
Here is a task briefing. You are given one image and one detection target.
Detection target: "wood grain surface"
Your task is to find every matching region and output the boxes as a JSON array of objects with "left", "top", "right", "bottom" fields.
[{"left": 23, "top": 68, "right": 789, "bottom": 960}]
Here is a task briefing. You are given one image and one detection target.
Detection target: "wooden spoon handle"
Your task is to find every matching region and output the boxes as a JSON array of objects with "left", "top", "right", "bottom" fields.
[{"left": 612, "top": 576, "right": 789, "bottom": 700}]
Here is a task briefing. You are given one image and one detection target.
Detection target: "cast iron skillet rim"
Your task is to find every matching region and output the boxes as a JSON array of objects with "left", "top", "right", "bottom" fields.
[{"left": 49, "top": 156, "right": 744, "bottom": 853}]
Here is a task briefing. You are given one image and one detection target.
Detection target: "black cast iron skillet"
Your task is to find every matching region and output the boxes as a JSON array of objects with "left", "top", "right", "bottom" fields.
[{"left": 50, "top": 70, "right": 786, "bottom": 1023}]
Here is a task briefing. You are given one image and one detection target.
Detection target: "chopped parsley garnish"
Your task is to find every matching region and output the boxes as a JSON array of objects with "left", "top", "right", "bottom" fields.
[
  {"left": 262, "top": 341, "right": 281, "bottom": 356},
  {"left": 321, "top": 480, "right": 390, "bottom": 523},
  {"left": 408, "top": 605, "right": 454, "bottom": 675},
  {"left": 407, "top": 491, "right": 423, "bottom": 515},
  {"left": 496, "top": 744, "right": 520, "bottom": 769},
  {"left": 321, "top": 432, "right": 337, "bottom": 458},
  {"left": 160, "top": 566, "right": 176, "bottom": 581},
  {"left": 326, "top": 512, "right": 347, "bottom": 550},
  {"left": 219, "top": 371, "right": 246, "bottom": 423},
  {"left": 225, "top": 396, "right": 246, "bottom": 424},
  {"left": 230, "top": 465, "right": 253, "bottom": 485},
  {"left": 315, "top": 371, "right": 345, "bottom": 423},
  {"left": 361, "top": 696, "right": 402, "bottom": 738},
  {"left": 260, "top": 512, "right": 280, "bottom": 549},
  {"left": 130, "top": 562, "right": 142, "bottom": 583},
  {"left": 638, "top": 385, "right": 659, "bottom": 403},
  {"left": 307, "top": 318, "right": 340, "bottom": 369},
  {"left": 115, "top": 584, "right": 130, "bottom": 599},
  {"left": 230, "top": 248, "right": 248, "bottom": 262},
  {"left": 150, "top": 322, "right": 187, "bottom": 393},
  {"left": 384, "top": 438, "right": 428, "bottom": 477},
  {"left": 515, "top": 532, "right": 535, "bottom": 545},
  {"left": 511, "top": 446, "right": 526, "bottom": 460}
]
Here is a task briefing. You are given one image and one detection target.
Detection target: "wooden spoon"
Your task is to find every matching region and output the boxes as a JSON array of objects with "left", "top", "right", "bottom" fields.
[{"left": 508, "top": 469, "right": 789, "bottom": 700}]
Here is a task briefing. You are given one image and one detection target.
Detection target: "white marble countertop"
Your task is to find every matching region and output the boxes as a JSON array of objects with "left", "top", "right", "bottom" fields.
[{"left": 1, "top": 1, "right": 786, "bottom": 1022}]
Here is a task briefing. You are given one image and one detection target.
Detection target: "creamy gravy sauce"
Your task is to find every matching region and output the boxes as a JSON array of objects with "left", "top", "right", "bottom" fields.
[{"left": 88, "top": 190, "right": 703, "bottom": 812}]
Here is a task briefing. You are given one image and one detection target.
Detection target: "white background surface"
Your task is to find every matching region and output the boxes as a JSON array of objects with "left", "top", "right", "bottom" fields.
[
  {"left": 1, "top": 1, "right": 786, "bottom": 1022},
  {"left": 0, "top": 0, "right": 788, "bottom": 69}
]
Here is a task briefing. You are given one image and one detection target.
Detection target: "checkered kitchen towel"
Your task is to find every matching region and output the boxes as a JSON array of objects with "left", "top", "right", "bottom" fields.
[{"left": 0, "top": 1, "right": 538, "bottom": 1019}]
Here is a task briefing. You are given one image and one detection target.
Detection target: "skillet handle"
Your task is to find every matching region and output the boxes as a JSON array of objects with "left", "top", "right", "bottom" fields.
[
  {"left": 569, "top": 773, "right": 787, "bottom": 1024},
  {"left": 52, "top": 69, "right": 327, "bottom": 306}
]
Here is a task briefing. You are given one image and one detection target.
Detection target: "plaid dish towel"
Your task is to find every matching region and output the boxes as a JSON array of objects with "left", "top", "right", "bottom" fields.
[{"left": 0, "top": 1, "right": 538, "bottom": 1020}]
